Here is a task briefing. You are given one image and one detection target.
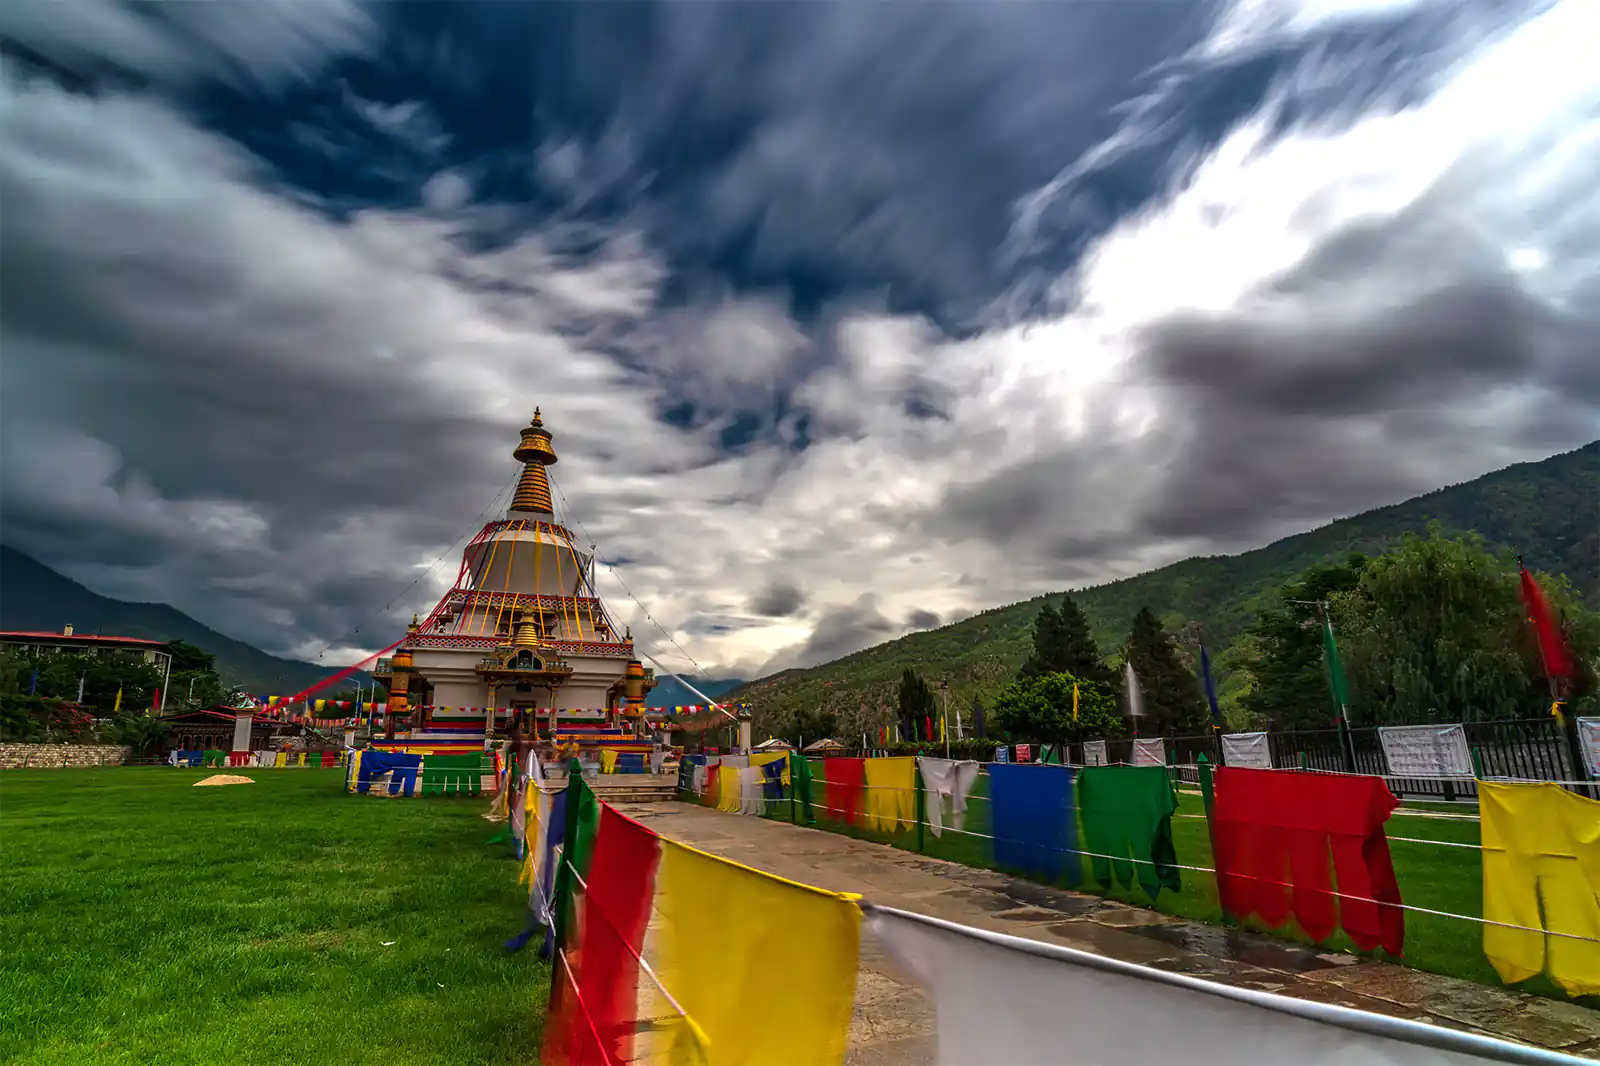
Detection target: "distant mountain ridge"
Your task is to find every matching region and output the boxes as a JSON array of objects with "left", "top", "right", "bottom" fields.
[
  {"left": 645, "top": 675, "right": 747, "bottom": 708},
  {"left": 731, "top": 441, "right": 1600, "bottom": 730},
  {"left": 0, "top": 546, "right": 362, "bottom": 695}
]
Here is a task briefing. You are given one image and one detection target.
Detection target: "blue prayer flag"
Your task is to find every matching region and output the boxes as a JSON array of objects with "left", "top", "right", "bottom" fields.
[
  {"left": 1200, "top": 644, "right": 1223, "bottom": 728},
  {"left": 988, "top": 763, "right": 1079, "bottom": 886}
]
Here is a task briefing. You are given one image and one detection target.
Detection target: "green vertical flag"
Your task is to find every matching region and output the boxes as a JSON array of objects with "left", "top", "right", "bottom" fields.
[
  {"left": 551, "top": 759, "right": 601, "bottom": 952},
  {"left": 1323, "top": 617, "right": 1350, "bottom": 722},
  {"left": 1077, "top": 766, "right": 1180, "bottom": 900},
  {"left": 789, "top": 752, "right": 815, "bottom": 824}
]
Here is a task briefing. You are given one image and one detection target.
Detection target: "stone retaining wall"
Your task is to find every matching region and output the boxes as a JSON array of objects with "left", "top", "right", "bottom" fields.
[{"left": 0, "top": 744, "right": 133, "bottom": 769}]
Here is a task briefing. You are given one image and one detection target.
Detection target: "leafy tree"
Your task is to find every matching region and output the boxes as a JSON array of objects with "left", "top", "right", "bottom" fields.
[
  {"left": 166, "top": 640, "right": 216, "bottom": 674},
  {"left": 1236, "top": 555, "right": 1368, "bottom": 729},
  {"left": 111, "top": 713, "right": 173, "bottom": 755},
  {"left": 992, "top": 672, "right": 1122, "bottom": 745},
  {"left": 1018, "top": 596, "right": 1115, "bottom": 690},
  {"left": 1122, "top": 608, "right": 1210, "bottom": 736},
  {"left": 896, "top": 668, "right": 937, "bottom": 740},
  {"left": 1332, "top": 529, "right": 1598, "bottom": 724},
  {"left": 785, "top": 706, "right": 839, "bottom": 747},
  {"left": 0, "top": 650, "right": 165, "bottom": 714}
]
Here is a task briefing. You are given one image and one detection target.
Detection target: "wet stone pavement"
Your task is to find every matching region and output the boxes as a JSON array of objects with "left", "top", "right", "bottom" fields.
[{"left": 616, "top": 801, "right": 1600, "bottom": 1064}]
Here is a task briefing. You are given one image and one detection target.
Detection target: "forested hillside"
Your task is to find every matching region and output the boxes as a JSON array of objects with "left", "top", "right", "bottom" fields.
[{"left": 732, "top": 441, "right": 1599, "bottom": 734}]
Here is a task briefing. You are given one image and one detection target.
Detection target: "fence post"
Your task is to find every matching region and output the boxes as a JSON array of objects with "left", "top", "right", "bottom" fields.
[
  {"left": 1196, "top": 754, "right": 1233, "bottom": 924},
  {"left": 1337, "top": 719, "right": 1358, "bottom": 774},
  {"left": 914, "top": 760, "right": 926, "bottom": 854},
  {"left": 1561, "top": 714, "right": 1599, "bottom": 800}
]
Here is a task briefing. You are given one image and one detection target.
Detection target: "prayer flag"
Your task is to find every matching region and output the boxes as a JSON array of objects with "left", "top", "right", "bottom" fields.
[
  {"left": 550, "top": 763, "right": 601, "bottom": 955},
  {"left": 1212, "top": 767, "right": 1403, "bottom": 955},
  {"left": 1077, "top": 766, "right": 1180, "bottom": 900},
  {"left": 1071, "top": 682, "right": 1078, "bottom": 723},
  {"left": 917, "top": 757, "right": 979, "bottom": 838},
  {"left": 654, "top": 838, "right": 860, "bottom": 1066},
  {"left": 790, "top": 752, "right": 815, "bottom": 823},
  {"left": 823, "top": 757, "right": 868, "bottom": 826},
  {"left": 862, "top": 757, "right": 917, "bottom": 833},
  {"left": 546, "top": 805, "right": 661, "bottom": 1066},
  {"left": 1323, "top": 617, "right": 1350, "bottom": 721},
  {"left": 27, "top": 666, "right": 37, "bottom": 696},
  {"left": 988, "top": 763, "right": 1078, "bottom": 884},
  {"left": 1519, "top": 565, "right": 1574, "bottom": 715},
  {"left": 867, "top": 905, "right": 1546, "bottom": 1066},
  {"left": 1479, "top": 781, "right": 1600, "bottom": 997},
  {"left": 1200, "top": 644, "right": 1222, "bottom": 728},
  {"left": 113, "top": 685, "right": 122, "bottom": 715}
]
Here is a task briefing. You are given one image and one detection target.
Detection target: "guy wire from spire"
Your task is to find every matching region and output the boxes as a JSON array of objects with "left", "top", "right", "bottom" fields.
[
  {"left": 301, "top": 470, "right": 518, "bottom": 669},
  {"left": 547, "top": 469, "right": 714, "bottom": 681}
]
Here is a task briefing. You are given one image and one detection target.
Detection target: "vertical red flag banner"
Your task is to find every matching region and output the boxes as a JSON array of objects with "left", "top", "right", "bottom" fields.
[
  {"left": 547, "top": 804, "right": 662, "bottom": 1066},
  {"left": 824, "top": 757, "right": 868, "bottom": 828},
  {"left": 1519, "top": 564, "right": 1573, "bottom": 688},
  {"left": 1212, "top": 767, "right": 1405, "bottom": 956}
]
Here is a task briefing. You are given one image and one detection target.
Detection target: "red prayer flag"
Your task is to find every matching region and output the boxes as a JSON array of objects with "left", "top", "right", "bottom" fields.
[
  {"left": 1212, "top": 767, "right": 1404, "bottom": 956},
  {"left": 824, "top": 757, "right": 868, "bottom": 827},
  {"left": 547, "top": 804, "right": 661, "bottom": 1066},
  {"left": 1519, "top": 565, "right": 1573, "bottom": 682}
]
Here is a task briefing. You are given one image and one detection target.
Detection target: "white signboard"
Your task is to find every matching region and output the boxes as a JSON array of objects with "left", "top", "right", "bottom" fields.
[
  {"left": 1378, "top": 724, "right": 1473, "bottom": 778},
  {"left": 1577, "top": 718, "right": 1600, "bottom": 777},
  {"left": 1131, "top": 737, "right": 1167, "bottom": 767},
  {"left": 1221, "top": 732, "right": 1272, "bottom": 769},
  {"left": 1082, "top": 740, "right": 1108, "bottom": 767}
]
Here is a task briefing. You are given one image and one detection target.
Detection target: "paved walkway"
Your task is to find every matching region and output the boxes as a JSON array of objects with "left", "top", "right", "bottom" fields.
[{"left": 616, "top": 802, "right": 1600, "bottom": 1063}]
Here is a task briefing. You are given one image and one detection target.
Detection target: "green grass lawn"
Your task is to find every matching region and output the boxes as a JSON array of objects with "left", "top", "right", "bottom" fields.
[
  {"left": 754, "top": 762, "right": 1597, "bottom": 1009},
  {"left": 0, "top": 768, "right": 547, "bottom": 1066}
]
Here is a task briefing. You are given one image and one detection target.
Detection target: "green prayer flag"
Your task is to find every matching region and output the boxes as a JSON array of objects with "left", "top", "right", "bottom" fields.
[
  {"left": 1077, "top": 765, "right": 1180, "bottom": 900},
  {"left": 790, "top": 752, "right": 815, "bottom": 824},
  {"left": 551, "top": 759, "right": 600, "bottom": 950},
  {"left": 1323, "top": 617, "right": 1350, "bottom": 720}
]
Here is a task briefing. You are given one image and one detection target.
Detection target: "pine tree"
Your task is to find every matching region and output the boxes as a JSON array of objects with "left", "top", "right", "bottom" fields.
[
  {"left": 896, "top": 668, "right": 937, "bottom": 740},
  {"left": 1122, "top": 607, "right": 1209, "bottom": 736},
  {"left": 1019, "top": 595, "right": 1114, "bottom": 691}
]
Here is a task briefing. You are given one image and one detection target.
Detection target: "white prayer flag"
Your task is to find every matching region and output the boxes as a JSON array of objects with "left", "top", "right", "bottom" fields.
[
  {"left": 1379, "top": 724, "right": 1473, "bottom": 778},
  {"left": 1576, "top": 718, "right": 1600, "bottom": 777},
  {"left": 1131, "top": 737, "right": 1167, "bottom": 767},
  {"left": 917, "top": 757, "right": 980, "bottom": 838},
  {"left": 1082, "top": 740, "right": 1108, "bottom": 767},
  {"left": 1221, "top": 731, "right": 1272, "bottom": 769},
  {"left": 867, "top": 906, "right": 1571, "bottom": 1065}
]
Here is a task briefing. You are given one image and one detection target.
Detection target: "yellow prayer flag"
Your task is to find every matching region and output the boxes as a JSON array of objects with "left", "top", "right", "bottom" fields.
[
  {"left": 653, "top": 839, "right": 860, "bottom": 1066},
  {"left": 715, "top": 765, "right": 742, "bottom": 813},
  {"left": 1073, "top": 683, "right": 1079, "bottom": 723},
  {"left": 863, "top": 757, "right": 917, "bottom": 833},
  {"left": 1480, "top": 781, "right": 1600, "bottom": 997},
  {"left": 113, "top": 686, "right": 122, "bottom": 716}
]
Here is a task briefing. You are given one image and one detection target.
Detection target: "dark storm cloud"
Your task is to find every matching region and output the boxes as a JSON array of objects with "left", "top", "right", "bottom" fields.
[
  {"left": 749, "top": 580, "right": 806, "bottom": 619},
  {"left": 905, "top": 609, "right": 942, "bottom": 631},
  {"left": 490, "top": 0, "right": 1216, "bottom": 328},
  {"left": 766, "top": 593, "right": 899, "bottom": 673}
]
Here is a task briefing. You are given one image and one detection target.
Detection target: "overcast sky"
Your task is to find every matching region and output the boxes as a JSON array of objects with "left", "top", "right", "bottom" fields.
[{"left": 2, "top": 0, "right": 1596, "bottom": 681}]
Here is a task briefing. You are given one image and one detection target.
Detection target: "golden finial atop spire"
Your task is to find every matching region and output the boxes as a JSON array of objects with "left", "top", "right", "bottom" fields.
[
  {"left": 408, "top": 613, "right": 420, "bottom": 632},
  {"left": 511, "top": 403, "right": 557, "bottom": 513}
]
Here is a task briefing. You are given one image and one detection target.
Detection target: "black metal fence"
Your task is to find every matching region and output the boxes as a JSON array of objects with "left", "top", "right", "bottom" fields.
[{"left": 967, "top": 717, "right": 1597, "bottom": 801}]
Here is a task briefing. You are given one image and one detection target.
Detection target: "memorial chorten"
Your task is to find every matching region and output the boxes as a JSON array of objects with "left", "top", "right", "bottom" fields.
[{"left": 374, "top": 408, "right": 654, "bottom": 744}]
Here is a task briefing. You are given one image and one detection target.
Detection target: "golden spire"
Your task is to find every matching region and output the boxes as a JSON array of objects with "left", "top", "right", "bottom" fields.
[{"left": 510, "top": 407, "right": 557, "bottom": 514}]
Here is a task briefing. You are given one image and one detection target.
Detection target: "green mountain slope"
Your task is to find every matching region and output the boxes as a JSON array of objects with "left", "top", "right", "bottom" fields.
[
  {"left": 0, "top": 546, "right": 364, "bottom": 695},
  {"left": 732, "top": 441, "right": 1600, "bottom": 731}
]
